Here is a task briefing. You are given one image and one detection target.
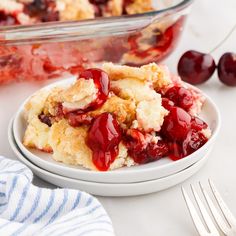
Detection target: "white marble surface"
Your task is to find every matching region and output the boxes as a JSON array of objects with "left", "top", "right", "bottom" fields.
[{"left": 1, "top": 0, "right": 236, "bottom": 235}]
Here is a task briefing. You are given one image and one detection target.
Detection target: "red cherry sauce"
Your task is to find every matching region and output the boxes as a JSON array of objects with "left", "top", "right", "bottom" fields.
[
  {"left": 161, "top": 105, "right": 209, "bottom": 161},
  {"left": 125, "top": 129, "right": 169, "bottom": 164},
  {"left": 161, "top": 107, "right": 191, "bottom": 142},
  {"left": 86, "top": 113, "right": 122, "bottom": 171},
  {"left": 168, "top": 142, "right": 184, "bottom": 161},
  {"left": 79, "top": 68, "right": 110, "bottom": 110}
]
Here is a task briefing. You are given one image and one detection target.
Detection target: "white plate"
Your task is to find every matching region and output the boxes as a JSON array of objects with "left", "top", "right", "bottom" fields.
[
  {"left": 13, "top": 78, "right": 221, "bottom": 183},
  {"left": 8, "top": 120, "right": 212, "bottom": 197}
]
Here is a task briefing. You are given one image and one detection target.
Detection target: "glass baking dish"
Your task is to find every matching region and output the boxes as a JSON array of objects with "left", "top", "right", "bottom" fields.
[{"left": 0, "top": 0, "right": 193, "bottom": 84}]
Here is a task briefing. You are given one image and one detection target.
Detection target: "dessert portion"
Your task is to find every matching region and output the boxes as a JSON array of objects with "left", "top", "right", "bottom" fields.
[
  {"left": 0, "top": 0, "right": 154, "bottom": 26},
  {"left": 23, "top": 63, "right": 211, "bottom": 171}
]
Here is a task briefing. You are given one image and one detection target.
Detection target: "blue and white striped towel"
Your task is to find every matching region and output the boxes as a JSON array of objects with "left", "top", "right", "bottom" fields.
[{"left": 0, "top": 156, "right": 115, "bottom": 236}]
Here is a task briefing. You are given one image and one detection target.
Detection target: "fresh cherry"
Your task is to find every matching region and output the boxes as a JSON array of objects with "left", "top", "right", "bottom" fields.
[
  {"left": 178, "top": 50, "right": 216, "bottom": 85},
  {"left": 86, "top": 113, "right": 121, "bottom": 171},
  {"left": 164, "top": 86, "right": 193, "bottom": 111},
  {"left": 218, "top": 52, "right": 236, "bottom": 86},
  {"left": 79, "top": 68, "right": 110, "bottom": 111},
  {"left": 161, "top": 107, "right": 191, "bottom": 141}
]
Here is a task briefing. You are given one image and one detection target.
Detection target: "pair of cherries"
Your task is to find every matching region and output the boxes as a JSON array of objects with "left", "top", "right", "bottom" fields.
[{"left": 178, "top": 51, "right": 236, "bottom": 86}]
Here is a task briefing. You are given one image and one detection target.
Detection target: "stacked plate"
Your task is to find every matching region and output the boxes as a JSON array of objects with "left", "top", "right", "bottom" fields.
[{"left": 8, "top": 81, "right": 221, "bottom": 197}]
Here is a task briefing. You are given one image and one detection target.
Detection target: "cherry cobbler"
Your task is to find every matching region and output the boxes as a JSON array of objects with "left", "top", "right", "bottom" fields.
[{"left": 23, "top": 63, "right": 211, "bottom": 171}]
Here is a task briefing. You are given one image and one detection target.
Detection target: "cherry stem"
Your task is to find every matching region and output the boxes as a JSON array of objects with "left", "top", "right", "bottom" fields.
[{"left": 209, "top": 23, "right": 236, "bottom": 54}]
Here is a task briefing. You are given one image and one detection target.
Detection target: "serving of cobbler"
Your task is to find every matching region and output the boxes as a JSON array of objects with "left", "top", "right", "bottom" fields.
[{"left": 23, "top": 63, "right": 211, "bottom": 171}]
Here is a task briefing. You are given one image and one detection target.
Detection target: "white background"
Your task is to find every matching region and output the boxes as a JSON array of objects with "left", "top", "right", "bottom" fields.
[{"left": 1, "top": 0, "right": 236, "bottom": 235}]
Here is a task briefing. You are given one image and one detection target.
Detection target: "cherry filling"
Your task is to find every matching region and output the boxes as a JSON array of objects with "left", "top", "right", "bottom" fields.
[
  {"left": 168, "top": 142, "right": 183, "bottom": 161},
  {"left": 86, "top": 113, "right": 122, "bottom": 171},
  {"left": 0, "top": 11, "right": 20, "bottom": 26},
  {"left": 38, "top": 113, "right": 52, "bottom": 127},
  {"left": 164, "top": 86, "right": 194, "bottom": 111},
  {"left": 89, "top": 0, "right": 109, "bottom": 17},
  {"left": 24, "top": 0, "right": 59, "bottom": 22},
  {"left": 161, "top": 98, "right": 174, "bottom": 111},
  {"left": 84, "top": 104, "right": 208, "bottom": 168},
  {"left": 191, "top": 116, "right": 207, "bottom": 131},
  {"left": 161, "top": 106, "right": 209, "bottom": 161},
  {"left": 161, "top": 107, "right": 191, "bottom": 142},
  {"left": 182, "top": 130, "right": 208, "bottom": 156},
  {"left": 125, "top": 129, "right": 169, "bottom": 164}
]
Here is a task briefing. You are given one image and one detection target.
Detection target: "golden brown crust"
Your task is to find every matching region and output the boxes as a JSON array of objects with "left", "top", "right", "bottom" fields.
[
  {"left": 61, "top": 78, "right": 98, "bottom": 111},
  {"left": 103, "top": 0, "right": 123, "bottom": 17},
  {"left": 125, "top": 0, "right": 154, "bottom": 14},
  {"left": 102, "top": 62, "right": 171, "bottom": 89},
  {"left": 103, "top": 62, "right": 149, "bottom": 81},
  {"left": 141, "top": 63, "right": 172, "bottom": 90},
  {"left": 24, "top": 89, "right": 51, "bottom": 121},
  {"left": 57, "top": 0, "right": 95, "bottom": 21},
  {"left": 43, "top": 87, "right": 63, "bottom": 117}
]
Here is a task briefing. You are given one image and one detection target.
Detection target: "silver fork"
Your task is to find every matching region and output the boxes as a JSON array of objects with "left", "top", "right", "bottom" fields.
[{"left": 182, "top": 179, "right": 236, "bottom": 236}]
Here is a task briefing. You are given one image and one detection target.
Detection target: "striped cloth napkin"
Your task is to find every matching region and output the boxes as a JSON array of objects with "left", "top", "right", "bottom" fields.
[{"left": 0, "top": 156, "right": 115, "bottom": 236}]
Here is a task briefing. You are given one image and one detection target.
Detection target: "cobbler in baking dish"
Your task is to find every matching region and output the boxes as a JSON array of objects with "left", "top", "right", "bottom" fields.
[{"left": 23, "top": 63, "right": 211, "bottom": 171}]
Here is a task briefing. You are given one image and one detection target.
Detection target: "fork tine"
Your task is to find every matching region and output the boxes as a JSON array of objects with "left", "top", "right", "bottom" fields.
[
  {"left": 181, "top": 187, "right": 209, "bottom": 236},
  {"left": 199, "top": 182, "right": 229, "bottom": 234},
  {"left": 190, "top": 184, "right": 220, "bottom": 235},
  {"left": 209, "top": 179, "right": 236, "bottom": 227}
]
